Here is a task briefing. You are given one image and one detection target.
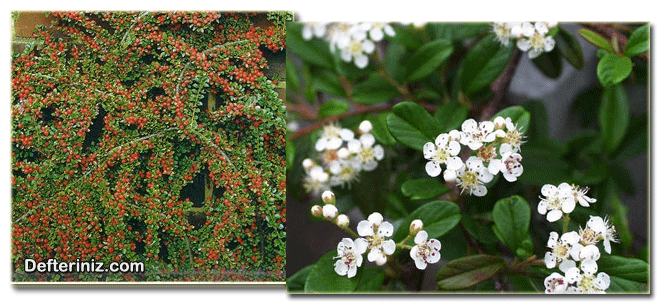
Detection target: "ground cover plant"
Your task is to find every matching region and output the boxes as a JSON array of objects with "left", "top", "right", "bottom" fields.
[
  {"left": 11, "top": 11, "right": 290, "bottom": 282},
  {"left": 285, "top": 21, "right": 649, "bottom": 293}
]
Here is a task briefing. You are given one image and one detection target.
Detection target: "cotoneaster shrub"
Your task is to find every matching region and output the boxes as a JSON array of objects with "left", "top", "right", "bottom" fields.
[{"left": 11, "top": 11, "right": 289, "bottom": 282}]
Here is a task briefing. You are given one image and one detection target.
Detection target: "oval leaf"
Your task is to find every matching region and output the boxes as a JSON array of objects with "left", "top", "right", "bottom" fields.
[
  {"left": 434, "top": 102, "right": 468, "bottom": 133},
  {"left": 625, "top": 23, "right": 650, "bottom": 57},
  {"left": 460, "top": 34, "right": 514, "bottom": 96},
  {"left": 367, "top": 113, "right": 397, "bottom": 146},
  {"left": 393, "top": 200, "right": 461, "bottom": 242},
  {"left": 386, "top": 101, "right": 442, "bottom": 151},
  {"left": 556, "top": 26, "right": 584, "bottom": 69},
  {"left": 401, "top": 178, "right": 451, "bottom": 200},
  {"left": 352, "top": 74, "right": 399, "bottom": 105},
  {"left": 492, "top": 195, "right": 530, "bottom": 252},
  {"left": 598, "top": 255, "right": 649, "bottom": 293},
  {"left": 599, "top": 84, "right": 629, "bottom": 154},
  {"left": 405, "top": 39, "right": 454, "bottom": 82},
  {"left": 597, "top": 53, "right": 632, "bottom": 88},
  {"left": 531, "top": 47, "right": 563, "bottom": 79},
  {"left": 578, "top": 28, "right": 615, "bottom": 53},
  {"left": 318, "top": 99, "right": 349, "bottom": 118},
  {"left": 436, "top": 255, "right": 505, "bottom": 290},
  {"left": 304, "top": 251, "right": 360, "bottom": 293},
  {"left": 287, "top": 23, "right": 335, "bottom": 69}
]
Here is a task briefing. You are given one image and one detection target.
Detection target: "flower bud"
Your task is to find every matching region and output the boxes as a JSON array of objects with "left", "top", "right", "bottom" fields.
[
  {"left": 409, "top": 219, "right": 424, "bottom": 235},
  {"left": 358, "top": 120, "right": 373, "bottom": 134},
  {"left": 302, "top": 158, "right": 314, "bottom": 171},
  {"left": 336, "top": 214, "right": 350, "bottom": 228},
  {"left": 443, "top": 169, "right": 457, "bottom": 183},
  {"left": 322, "top": 204, "right": 338, "bottom": 220},
  {"left": 321, "top": 190, "right": 336, "bottom": 205},
  {"left": 310, "top": 205, "right": 323, "bottom": 218}
]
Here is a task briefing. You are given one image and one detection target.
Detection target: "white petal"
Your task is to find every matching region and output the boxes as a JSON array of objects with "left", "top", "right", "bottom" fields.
[
  {"left": 561, "top": 196, "right": 576, "bottom": 213},
  {"left": 334, "top": 260, "right": 348, "bottom": 276},
  {"left": 378, "top": 221, "right": 394, "bottom": 237},
  {"left": 537, "top": 200, "right": 549, "bottom": 215},
  {"left": 425, "top": 161, "right": 442, "bottom": 177},
  {"left": 517, "top": 39, "right": 532, "bottom": 51},
  {"left": 426, "top": 250, "right": 441, "bottom": 263},
  {"left": 472, "top": 185, "right": 487, "bottom": 197},
  {"left": 362, "top": 160, "right": 378, "bottom": 171},
  {"left": 358, "top": 120, "right": 372, "bottom": 133},
  {"left": 595, "top": 272, "right": 610, "bottom": 290},
  {"left": 347, "top": 139, "right": 361, "bottom": 153},
  {"left": 535, "top": 22, "right": 549, "bottom": 35},
  {"left": 354, "top": 238, "right": 369, "bottom": 254},
  {"left": 561, "top": 231, "right": 580, "bottom": 245},
  {"left": 544, "top": 37, "right": 556, "bottom": 52},
  {"left": 373, "top": 145, "right": 384, "bottom": 160},
  {"left": 447, "top": 140, "right": 461, "bottom": 156},
  {"left": 362, "top": 40, "right": 376, "bottom": 54},
  {"left": 354, "top": 54, "right": 369, "bottom": 69},
  {"left": 360, "top": 133, "right": 376, "bottom": 148},
  {"left": 446, "top": 156, "right": 463, "bottom": 171},
  {"left": 327, "top": 137, "right": 343, "bottom": 150},
  {"left": 423, "top": 142, "right": 436, "bottom": 159},
  {"left": 357, "top": 220, "right": 374, "bottom": 237},
  {"left": 414, "top": 230, "right": 428, "bottom": 245},
  {"left": 565, "top": 267, "right": 581, "bottom": 283},
  {"left": 413, "top": 256, "right": 428, "bottom": 270},
  {"left": 547, "top": 209, "right": 563, "bottom": 222},
  {"left": 461, "top": 119, "right": 478, "bottom": 132},
  {"left": 558, "top": 259, "right": 576, "bottom": 273},
  {"left": 435, "top": 133, "right": 450, "bottom": 146},
  {"left": 428, "top": 238, "right": 441, "bottom": 251},
  {"left": 544, "top": 252, "right": 557, "bottom": 268},
  {"left": 443, "top": 169, "right": 457, "bottom": 182},
  {"left": 347, "top": 265, "right": 358, "bottom": 278},
  {"left": 368, "top": 212, "right": 383, "bottom": 226},
  {"left": 369, "top": 28, "right": 384, "bottom": 41},
  {"left": 528, "top": 48, "right": 542, "bottom": 59},
  {"left": 603, "top": 239, "right": 612, "bottom": 254},
  {"left": 521, "top": 22, "right": 535, "bottom": 37},
  {"left": 541, "top": 184, "right": 557, "bottom": 197},
  {"left": 547, "top": 231, "right": 559, "bottom": 247},
  {"left": 478, "top": 168, "right": 493, "bottom": 183},
  {"left": 581, "top": 259, "right": 598, "bottom": 275},
  {"left": 315, "top": 138, "right": 327, "bottom": 151},
  {"left": 381, "top": 239, "right": 396, "bottom": 255},
  {"left": 488, "top": 159, "right": 503, "bottom": 175}
]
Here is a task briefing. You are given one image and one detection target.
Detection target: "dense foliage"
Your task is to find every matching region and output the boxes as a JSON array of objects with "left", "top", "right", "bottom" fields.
[
  {"left": 286, "top": 22, "right": 649, "bottom": 293},
  {"left": 11, "top": 11, "right": 289, "bottom": 282}
]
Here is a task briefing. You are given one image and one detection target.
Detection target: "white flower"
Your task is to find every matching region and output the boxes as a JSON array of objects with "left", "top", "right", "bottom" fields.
[
  {"left": 492, "top": 116, "right": 526, "bottom": 152},
  {"left": 334, "top": 238, "right": 367, "bottom": 278},
  {"left": 537, "top": 183, "right": 575, "bottom": 222},
  {"left": 322, "top": 204, "right": 338, "bottom": 220},
  {"left": 302, "top": 165, "right": 330, "bottom": 195},
  {"left": 410, "top": 230, "right": 441, "bottom": 270},
  {"left": 510, "top": 22, "right": 535, "bottom": 38},
  {"left": 544, "top": 272, "right": 568, "bottom": 294},
  {"left": 492, "top": 22, "right": 514, "bottom": 46},
  {"left": 564, "top": 261, "right": 610, "bottom": 294},
  {"left": 328, "top": 158, "right": 361, "bottom": 188},
  {"left": 358, "top": 120, "right": 373, "bottom": 134},
  {"left": 302, "top": 22, "right": 328, "bottom": 40},
  {"left": 566, "top": 184, "right": 597, "bottom": 208},
  {"left": 357, "top": 212, "right": 396, "bottom": 266},
  {"left": 365, "top": 22, "right": 395, "bottom": 41},
  {"left": 586, "top": 215, "right": 619, "bottom": 254},
  {"left": 423, "top": 133, "right": 462, "bottom": 177},
  {"left": 315, "top": 123, "right": 354, "bottom": 152},
  {"left": 455, "top": 156, "right": 493, "bottom": 197},
  {"left": 409, "top": 219, "right": 424, "bottom": 234},
  {"left": 516, "top": 22, "right": 556, "bottom": 59},
  {"left": 544, "top": 231, "right": 581, "bottom": 269},
  {"left": 355, "top": 133, "right": 384, "bottom": 172},
  {"left": 460, "top": 119, "right": 496, "bottom": 150},
  {"left": 487, "top": 143, "right": 523, "bottom": 182}
]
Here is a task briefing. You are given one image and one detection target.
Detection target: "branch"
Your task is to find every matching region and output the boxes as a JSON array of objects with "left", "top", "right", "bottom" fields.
[{"left": 580, "top": 22, "right": 649, "bottom": 63}]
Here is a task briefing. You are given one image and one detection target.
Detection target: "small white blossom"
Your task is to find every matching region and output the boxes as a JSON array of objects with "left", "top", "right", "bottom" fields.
[
  {"left": 567, "top": 184, "right": 597, "bottom": 208},
  {"left": 586, "top": 216, "right": 619, "bottom": 254},
  {"left": 455, "top": 156, "right": 493, "bottom": 197},
  {"left": 302, "top": 22, "right": 329, "bottom": 40},
  {"left": 544, "top": 272, "right": 569, "bottom": 294},
  {"left": 365, "top": 22, "right": 396, "bottom": 41},
  {"left": 492, "top": 22, "right": 515, "bottom": 46},
  {"left": 460, "top": 119, "right": 497, "bottom": 150},
  {"left": 321, "top": 190, "right": 336, "bottom": 204},
  {"left": 322, "top": 204, "right": 338, "bottom": 220},
  {"left": 303, "top": 165, "right": 330, "bottom": 195},
  {"left": 355, "top": 133, "right": 384, "bottom": 171},
  {"left": 328, "top": 159, "right": 361, "bottom": 188},
  {"left": 357, "top": 212, "right": 396, "bottom": 266},
  {"left": 492, "top": 116, "right": 526, "bottom": 152},
  {"left": 544, "top": 231, "right": 581, "bottom": 268},
  {"left": 334, "top": 238, "right": 367, "bottom": 278},
  {"left": 564, "top": 261, "right": 610, "bottom": 294},
  {"left": 487, "top": 143, "right": 523, "bottom": 182},
  {"left": 537, "top": 183, "right": 575, "bottom": 222},
  {"left": 358, "top": 120, "right": 373, "bottom": 134},
  {"left": 315, "top": 123, "right": 355, "bottom": 152},
  {"left": 409, "top": 219, "right": 424, "bottom": 235},
  {"left": 336, "top": 214, "right": 350, "bottom": 228},
  {"left": 409, "top": 230, "right": 441, "bottom": 270},
  {"left": 516, "top": 22, "right": 556, "bottom": 59},
  {"left": 423, "top": 133, "right": 462, "bottom": 177}
]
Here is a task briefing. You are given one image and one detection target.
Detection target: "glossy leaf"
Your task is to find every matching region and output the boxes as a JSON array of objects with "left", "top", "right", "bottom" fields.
[
  {"left": 599, "top": 84, "right": 629, "bottom": 154},
  {"left": 597, "top": 54, "right": 632, "bottom": 87},
  {"left": 460, "top": 34, "right": 514, "bottom": 96},
  {"left": 392, "top": 200, "right": 461, "bottom": 242},
  {"left": 286, "top": 264, "right": 314, "bottom": 292},
  {"left": 311, "top": 69, "right": 346, "bottom": 97},
  {"left": 492, "top": 195, "right": 531, "bottom": 252},
  {"left": 578, "top": 28, "right": 614, "bottom": 53},
  {"left": 405, "top": 39, "right": 454, "bottom": 82},
  {"left": 401, "top": 178, "right": 451, "bottom": 200},
  {"left": 386, "top": 101, "right": 442, "bottom": 151},
  {"left": 304, "top": 251, "right": 360, "bottom": 292},
  {"left": 352, "top": 74, "right": 399, "bottom": 104},
  {"left": 625, "top": 24, "right": 650, "bottom": 57},
  {"left": 318, "top": 99, "right": 349, "bottom": 119},
  {"left": 367, "top": 113, "right": 397, "bottom": 146},
  {"left": 355, "top": 268, "right": 386, "bottom": 291},
  {"left": 531, "top": 47, "right": 563, "bottom": 79},
  {"left": 598, "top": 255, "right": 649, "bottom": 293},
  {"left": 436, "top": 255, "right": 505, "bottom": 290},
  {"left": 433, "top": 102, "right": 468, "bottom": 133},
  {"left": 555, "top": 26, "right": 584, "bottom": 69}
]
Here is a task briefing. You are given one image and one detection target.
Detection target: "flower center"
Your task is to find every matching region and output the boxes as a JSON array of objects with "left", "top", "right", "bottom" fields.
[
  {"left": 529, "top": 33, "right": 545, "bottom": 49},
  {"left": 339, "top": 249, "right": 356, "bottom": 266},
  {"left": 367, "top": 234, "right": 383, "bottom": 251},
  {"left": 433, "top": 147, "right": 450, "bottom": 163},
  {"left": 494, "top": 24, "right": 509, "bottom": 38},
  {"left": 323, "top": 125, "right": 341, "bottom": 139},
  {"left": 579, "top": 274, "right": 596, "bottom": 293},
  {"left": 503, "top": 129, "right": 522, "bottom": 147},
  {"left": 349, "top": 40, "right": 363, "bottom": 56},
  {"left": 415, "top": 240, "right": 438, "bottom": 262},
  {"left": 477, "top": 145, "right": 496, "bottom": 163},
  {"left": 546, "top": 277, "right": 565, "bottom": 293},
  {"left": 360, "top": 146, "right": 375, "bottom": 162},
  {"left": 580, "top": 228, "right": 599, "bottom": 245},
  {"left": 547, "top": 195, "right": 562, "bottom": 210},
  {"left": 552, "top": 243, "right": 570, "bottom": 260},
  {"left": 322, "top": 150, "right": 339, "bottom": 165},
  {"left": 460, "top": 170, "right": 479, "bottom": 189},
  {"left": 504, "top": 155, "right": 522, "bottom": 173}
]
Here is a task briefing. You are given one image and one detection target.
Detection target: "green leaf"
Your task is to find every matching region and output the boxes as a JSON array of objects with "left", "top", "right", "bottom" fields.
[
  {"left": 433, "top": 102, "right": 468, "bottom": 133},
  {"left": 352, "top": 74, "right": 399, "bottom": 104},
  {"left": 492, "top": 195, "right": 530, "bottom": 252},
  {"left": 599, "top": 84, "right": 629, "bottom": 154},
  {"left": 386, "top": 101, "right": 442, "bottom": 151},
  {"left": 597, "top": 54, "right": 632, "bottom": 87},
  {"left": 491, "top": 106, "right": 531, "bottom": 133},
  {"left": 286, "top": 264, "right": 314, "bottom": 292},
  {"left": 304, "top": 251, "right": 359, "bottom": 293},
  {"left": 318, "top": 99, "right": 349, "bottom": 118},
  {"left": 531, "top": 47, "right": 563, "bottom": 79},
  {"left": 519, "top": 147, "right": 571, "bottom": 186},
  {"left": 401, "top": 178, "right": 451, "bottom": 200},
  {"left": 436, "top": 255, "right": 505, "bottom": 290},
  {"left": 405, "top": 39, "right": 454, "bottom": 82},
  {"left": 387, "top": 25, "right": 424, "bottom": 49},
  {"left": 285, "top": 55, "right": 299, "bottom": 94},
  {"left": 606, "top": 189, "right": 633, "bottom": 250},
  {"left": 355, "top": 268, "right": 386, "bottom": 291},
  {"left": 608, "top": 163, "right": 635, "bottom": 195},
  {"left": 311, "top": 69, "right": 346, "bottom": 97},
  {"left": 461, "top": 214, "right": 497, "bottom": 245},
  {"left": 598, "top": 255, "right": 649, "bottom": 293},
  {"left": 392, "top": 200, "right": 461, "bottom": 242},
  {"left": 460, "top": 34, "right": 514, "bottom": 96},
  {"left": 614, "top": 114, "right": 648, "bottom": 160},
  {"left": 426, "top": 22, "right": 490, "bottom": 41},
  {"left": 285, "top": 139, "right": 295, "bottom": 170},
  {"left": 287, "top": 23, "right": 335, "bottom": 69},
  {"left": 578, "top": 28, "right": 615, "bottom": 53},
  {"left": 367, "top": 113, "right": 397, "bottom": 146},
  {"left": 384, "top": 42, "right": 408, "bottom": 84},
  {"left": 625, "top": 24, "right": 650, "bottom": 57},
  {"left": 555, "top": 26, "right": 584, "bottom": 69}
]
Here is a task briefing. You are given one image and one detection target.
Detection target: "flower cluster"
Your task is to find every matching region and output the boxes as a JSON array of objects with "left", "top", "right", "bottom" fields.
[
  {"left": 302, "top": 120, "right": 384, "bottom": 195},
  {"left": 302, "top": 22, "right": 395, "bottom": 68},
  {"left": 539, "top": 184, "right": 619, "bottom": 294},
  {"left": 311, "top": 191, "right": 441, "bottom": 278},
  {"left": 492, "top": 22, "right": 558, "bottom": 59},
  {"left": 423, "top": 116, "right": 525, "bottom": 197}
]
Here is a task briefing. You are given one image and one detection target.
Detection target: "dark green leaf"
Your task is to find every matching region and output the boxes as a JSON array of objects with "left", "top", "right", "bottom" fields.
[
  {"left": 625, "top": 24, "right": 650, "bottom": 57},
  {"left": 386, "top": 101, "right": 442, "bottom": 151},
  {"left": 492, "top": 196, "right": 531, "bottom": 252},
  {"left": 436, "top": 255, "right": 505, "bottom": 290},
  {"left": 519, "top": 147, "right": 571, "bottom": 186},
  {"left": 570, "top": 86, "right": 603, "bottom": 127},
  {"left": 491, "top": 106, "right": 531, "bottom": 133},
  {"left": 598, "top": 255, "right": 649, "bottom": 292},
  {"left": 392, "top": 200, "right": 461, "bottom": 242},
  {"left": 531, "top": 47, "right": 563, "bottom": 79},
  {"left": 426, "top": 22, "right": 490, "bottom": 41},
  {"left": 384, "top": 42, "right": 408, "bottom": 84},
  {"left": 285, "top": 55, "right": 299, "bottom": 93},
  {"left": 461, "top": 214, "right": 497, "bottom": 245},
  {"left": 286, "top": 264, "right": 314, "bottom": 292},
  {"left": 571, "top": 161, "right": 608, "bottom": 185},
  {"left": 460, "top": 34, "right": 514, "bottom": 96},
  {"left": 401, "top": 178, "right": 451, "bottom": 200},
  {"left": 433, "top": 102, "right": 468, "bottom": 133},
  {"left": 608, "top": 163, "right": 635, "bottom": 195},
  {"left": 287, "top": 23, "right": 335, "bottom": 69},
  {"left": 304, "top": 251, "right": 360, "bottom": 293},
  {"left": 311, "top": 69, "right": 346, "bottom": 97},
  {"left": 318, "top": 99, "right": 349, "bottom": 118},
  {"left": 388, "top": 25, "right": 424, "bottom": 49},
  {"left": 352, "top": 74, "right": 399, "bottom": 104},
  {"left": 367, "top": 113, "right": 397, "bottom": 146},
  {"left": 555, "top": 26, "right": 584, "bottom": 69},
  {"left": 405, "top": 39, "right": 454, "bottom": 82},
  {"left": 605, "top": 189, "right": 633, "bottom": 250},
  {"left": 614, "top": 114, "right": 648, "bottom": 160},
  {"left": 597, "top": 54, "right": 632, "bottom": 87},
  {"left": 355, "top": 268, "right": 386, "bottom": 291},
  {"left": 578, "top": 28, "right": 615, "bottom": 53},
  {"left": 599, "top": 84, "right": 629, "bottom": 154},
  {"left": 285, "top": 139, "right": 295, "bottom": 170}
]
